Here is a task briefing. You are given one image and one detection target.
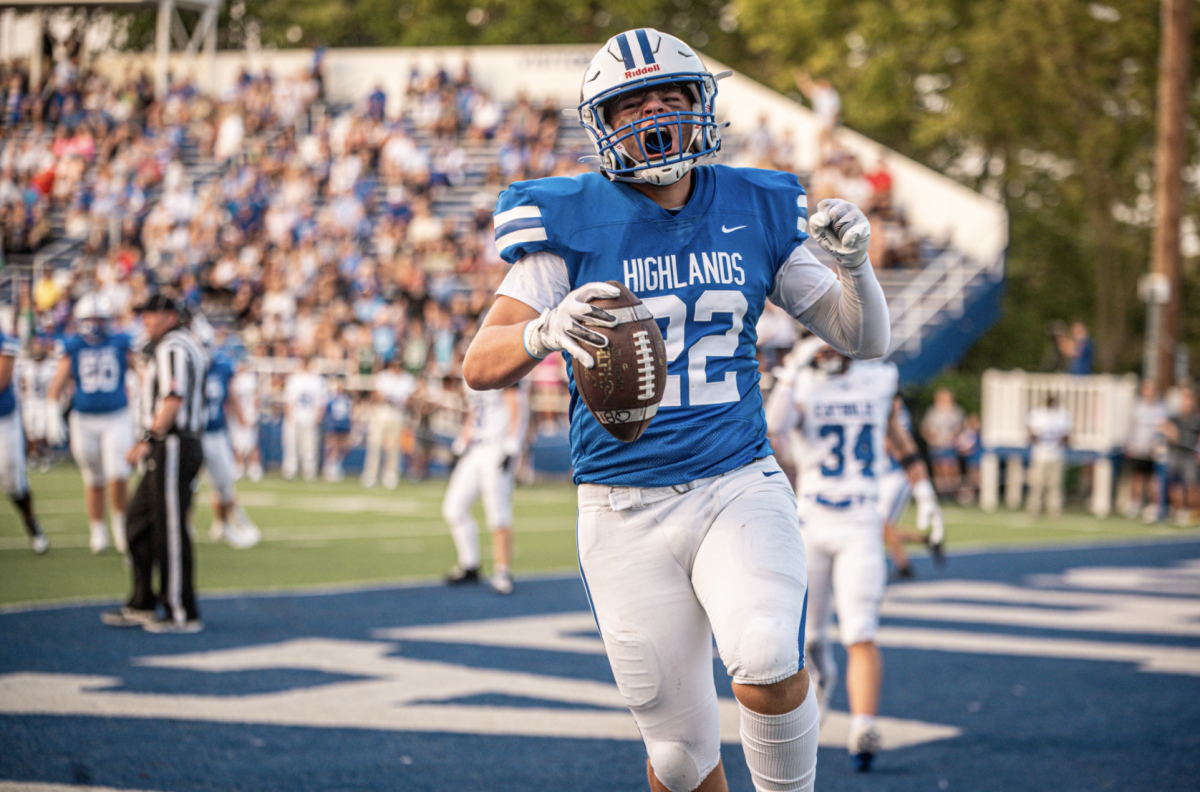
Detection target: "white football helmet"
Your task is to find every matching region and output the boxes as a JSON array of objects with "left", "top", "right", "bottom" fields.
[
  {"left": 811, "top": 342, "right": 851, "bottom": 377},
  {"left": 73, "top": 293, "right": 113, "bottom": 338},
  {"left": 579, "top": 29, "right": 725, "bottom": 186}
]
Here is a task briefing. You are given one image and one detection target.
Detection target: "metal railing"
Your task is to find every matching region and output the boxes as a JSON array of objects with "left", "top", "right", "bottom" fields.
[{"left": 886, "top": 248, "right": 1004, "bottom": 358}]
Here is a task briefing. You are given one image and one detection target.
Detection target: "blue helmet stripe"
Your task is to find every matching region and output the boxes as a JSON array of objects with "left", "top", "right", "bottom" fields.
[
  {"left": 615, "top": 33, "right": 635, "bottom": 70},
  {"left": 634, "top": 29, "right": 656, "bottom": 65}
]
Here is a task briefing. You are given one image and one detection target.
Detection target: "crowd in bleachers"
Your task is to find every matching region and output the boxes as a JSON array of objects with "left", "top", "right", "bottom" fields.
[{"left": 3, "top": 55, "right": 932, "bottom": 458}]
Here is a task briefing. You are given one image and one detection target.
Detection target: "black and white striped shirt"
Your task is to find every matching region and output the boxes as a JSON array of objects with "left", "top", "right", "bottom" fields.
[{"left": 140, "top": 327, "right": 209, "bottom": 436}]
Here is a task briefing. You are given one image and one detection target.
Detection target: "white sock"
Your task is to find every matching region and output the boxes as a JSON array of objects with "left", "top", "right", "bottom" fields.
[
  {"left": 90, "top": 520, "right": 106, "bottom": 537},
  {"left": 739, "top": 682, "right": 820, "bottom": 792},
  {"left": 110, "top": 513, "right": 127, "bottom": 552},
  {"left": 448, "top": 518, "right": 480, "bottom": 570}
]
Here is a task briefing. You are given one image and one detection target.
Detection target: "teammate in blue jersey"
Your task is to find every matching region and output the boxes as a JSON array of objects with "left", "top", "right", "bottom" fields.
[
  {"left": 463, "top": 29, "right": 890, "bottom": 792},
  {"left": 0, "top": 330, "right": 48, "bottom": 553},
  {"left": 49, "top": 294, "right": 137, "bottom": 554},
  {"left": 201, "top": 346, "right": 260, "bottom": 549},
  {"left": 322, "top": 377, "right": 354, "bottom": 482}
]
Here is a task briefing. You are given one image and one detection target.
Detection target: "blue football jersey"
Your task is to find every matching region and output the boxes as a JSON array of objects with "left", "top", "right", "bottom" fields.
[
  {"left": 0, "top": 332, "right": 18, "bottom": 418},
  {"left": 325, "top": 392, "right": 353, "bottom": 432},
  {"left": 494, "top": 165, "right": 815, "bottom": 486},
  {"left": 62, "top": 332, "right": 132, "bottom": 414},
  {"left": 204, "top": 352, "right": 236, "bottom": 433}
]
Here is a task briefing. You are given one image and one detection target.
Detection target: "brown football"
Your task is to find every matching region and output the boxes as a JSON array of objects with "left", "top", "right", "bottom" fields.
[{"left": 571, "top": 281, "right": 668, "bottom": 443}]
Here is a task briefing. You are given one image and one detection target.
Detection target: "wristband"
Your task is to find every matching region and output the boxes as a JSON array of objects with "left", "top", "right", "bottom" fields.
[
  {"left": 899, "top": 453, "right": 922, "bottom": 469},
  {"left": 522, "top": 318, "right": 548, "bottom": 361},
  {"left": 143, "top": 430, "right": 165, "bottom": 443}
]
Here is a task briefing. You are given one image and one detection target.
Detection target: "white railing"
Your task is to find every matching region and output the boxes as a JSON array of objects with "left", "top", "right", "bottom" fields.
[
  {"left": 887, "top": 249, "right": 1003, "bottom": 357},
  {"left": 978, "top": 369, "right": 1139, "bottom": 518}
]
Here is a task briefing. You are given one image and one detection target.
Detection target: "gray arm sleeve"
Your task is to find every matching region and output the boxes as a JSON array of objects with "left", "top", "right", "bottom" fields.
[{"left": 792, "top": 257, "right": 891, "bottom": 359}]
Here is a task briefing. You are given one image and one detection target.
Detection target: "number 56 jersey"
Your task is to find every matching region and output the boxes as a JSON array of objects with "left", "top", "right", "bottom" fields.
[
  {"left": 790, "top": 360, "right": 899, "bottom": 509},
  {"left": 59, "top": 332, "right": 134, "bottom": 415},
  {"left": 494, "top": 164, "right": 836, "bottom": 486}
]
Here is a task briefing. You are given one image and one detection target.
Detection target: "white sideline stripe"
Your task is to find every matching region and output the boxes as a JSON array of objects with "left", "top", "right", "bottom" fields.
[
  {"left": 874, "top": 626, "right": 1200, "bottom": 676},
  {"left": 387, "top": 611, "right": 1200, "bottom": 677},
  {"left": 495, "top": 227, "right": 548, "bottom": 251},
  {"left": 493, "top": 205, "right": 542, "bottom": 226}
]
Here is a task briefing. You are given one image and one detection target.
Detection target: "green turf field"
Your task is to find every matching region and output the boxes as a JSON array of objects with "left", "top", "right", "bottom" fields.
[{"left": 2, "top": 465, "right": 1197, "bottom": 607}]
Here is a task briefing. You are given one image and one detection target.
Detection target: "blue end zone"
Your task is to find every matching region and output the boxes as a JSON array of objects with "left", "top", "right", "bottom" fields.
[{"left": 2, "top": 541, "right": 1198, "bottom": 791}]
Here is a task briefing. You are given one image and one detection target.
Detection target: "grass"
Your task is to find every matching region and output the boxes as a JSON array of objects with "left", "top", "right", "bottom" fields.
[{"left": 2, "top": 466, "right": 1197, "bottom": 608}]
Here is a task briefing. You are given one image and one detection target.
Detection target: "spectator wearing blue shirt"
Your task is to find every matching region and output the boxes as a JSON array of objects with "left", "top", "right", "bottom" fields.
[{"left": 1056, "top": 320, "right": 1094, "bottom": 375}]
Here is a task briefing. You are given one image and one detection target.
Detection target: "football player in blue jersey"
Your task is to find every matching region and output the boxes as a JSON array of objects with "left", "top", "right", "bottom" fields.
[
  {"left": 462, "top": 29, "right": 890, "bottom": 792},
  {"left": 0, "top": 329, "right": 48, "bottom": 553},
  {"left": 201, "top": 344, "right": 261, "bottom": 549},
  {"left": 49, "top": 294, "right": 138, "bottom": 555}
]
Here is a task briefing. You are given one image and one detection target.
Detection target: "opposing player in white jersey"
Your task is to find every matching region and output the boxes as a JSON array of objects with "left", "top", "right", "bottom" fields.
[
  {"left": 228, "top": 362, "right": 263, "bottom": 481},
  {"left": 0, "top": 329, "right": 48, "bottom": 553},
  {"left": 281, "top": 356, "right": 327, "bottom": 482},
  {"left": 462, "top": 29, "right": 890, "bottom": 792},
  {"left": 202, "top": 347, "right": 261, "bottom": 549},
  {"left": 443, "top": 379, "right": 528, "bottom": 594},
  {"left": 18, "top": 337, "right": 58, "bottom": 470},
  {"left": 48, "top": 294, "right": 138, "bottom": 554},
  {"left": 766, "top": 342, "right": 941, "bottom": 773}
]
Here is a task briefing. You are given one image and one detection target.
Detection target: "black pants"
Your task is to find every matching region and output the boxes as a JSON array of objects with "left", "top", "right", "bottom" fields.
[{"left": 126, "top": 435, "right": 204, "bottom": 622}]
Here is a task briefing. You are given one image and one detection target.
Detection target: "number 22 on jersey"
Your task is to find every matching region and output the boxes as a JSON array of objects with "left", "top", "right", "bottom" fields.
[{"left": 642, "top": 289, "right": 748, "bottom": 408}]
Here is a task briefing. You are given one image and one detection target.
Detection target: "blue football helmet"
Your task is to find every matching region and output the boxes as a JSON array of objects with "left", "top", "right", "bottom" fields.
[{"left": 579, "top": 29, "right": 726, "bottom": 186}]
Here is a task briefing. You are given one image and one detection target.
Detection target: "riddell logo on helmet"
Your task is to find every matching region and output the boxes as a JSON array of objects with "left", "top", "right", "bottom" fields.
[{"left": 624, "top": 64, "right": 661, "bottom": 79}]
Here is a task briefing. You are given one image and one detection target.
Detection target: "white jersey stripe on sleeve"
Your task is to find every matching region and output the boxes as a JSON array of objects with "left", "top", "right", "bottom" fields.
[
  {"left": 496, "top": 227, "right": 549, "bottom": 253},
  {"left": 494, "top": 205, "right": 543, "bottom": 227}
]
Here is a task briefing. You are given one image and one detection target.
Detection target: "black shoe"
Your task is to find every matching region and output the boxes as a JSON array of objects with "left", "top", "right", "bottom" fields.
[
  {"left": 101, "top": 607, "right": 158, "bottom": 627},
  {"left": 444, "top": 566, "right": 480, "bottom": 585},
  {"left": 889, "top": 564, "right": 915, "bottom": 583}
]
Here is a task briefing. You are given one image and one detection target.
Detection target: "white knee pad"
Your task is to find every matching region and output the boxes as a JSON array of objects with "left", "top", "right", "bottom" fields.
[
  {"left": 646, "top": 740, "right": 709, "bottom": 792},
  {"left": 728, "top": 615, "right": 801, "bottom": 686}
]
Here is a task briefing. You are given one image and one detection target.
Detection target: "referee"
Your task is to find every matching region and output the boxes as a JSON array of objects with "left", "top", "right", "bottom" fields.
[{"left": 102, "top": 295, "right": 209, "bottom": 633}]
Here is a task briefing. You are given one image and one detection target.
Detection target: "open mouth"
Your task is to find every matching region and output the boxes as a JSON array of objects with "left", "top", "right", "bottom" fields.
[{"left": 642, "top": 127, "right": 675, "bottom": 158}]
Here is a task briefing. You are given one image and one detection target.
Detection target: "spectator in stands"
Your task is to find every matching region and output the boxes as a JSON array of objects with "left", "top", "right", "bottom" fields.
[
  {"left": 1026, "top": 394, "right": 1073, "bottom": 518},
  {"left": 1055, "top": 320, "right": 1094, "bottom": 375},
  {"left": 1163, "top": 387, "right": 1200, "bottom": 527},
  {"left": 921, "top": 387, "right": 965, "bottom": 497},
  {"left": 794, "top": 69, "right": 840, "bottom": 161},
  {"left": 1124, "top": 379, "right": 1168, "bottom": 521}
]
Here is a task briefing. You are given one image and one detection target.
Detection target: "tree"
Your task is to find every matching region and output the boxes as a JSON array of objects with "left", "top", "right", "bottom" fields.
[{"left": 737, "top": 0, "right": 1198, "bottom": 375}]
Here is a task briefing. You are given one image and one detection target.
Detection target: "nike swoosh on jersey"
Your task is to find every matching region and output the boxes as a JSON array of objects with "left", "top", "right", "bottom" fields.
[
  {"left": 722, "top": 225, "right": 747, "bottom": 233},
  {"left": 763, "top": 470, "right": 782, "bottom": 477}
]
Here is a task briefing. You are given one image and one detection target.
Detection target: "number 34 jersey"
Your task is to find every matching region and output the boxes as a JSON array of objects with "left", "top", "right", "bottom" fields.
[
  {"left": 790, "top": 360, "right": 899, "bottom": 508},
  {"left": 494, "top": 164, "right": 835, "bottom": 487},
  {"left": 59, "top": 333, "right": 133, "bottom": 415}
]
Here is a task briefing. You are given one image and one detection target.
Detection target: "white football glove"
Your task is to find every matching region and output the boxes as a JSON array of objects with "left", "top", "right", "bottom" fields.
[
  {"left": 912, "top": 479, "right": 946, "bottom": 566},
  {"left": 809, "top": 198, "right": 871, "bottom": 268},
  {"left": 523, "top": 282, "right": 620, "bottom": 368},
  {"left": 46, "top": 407, "right": 66, "bottom": 447}
]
